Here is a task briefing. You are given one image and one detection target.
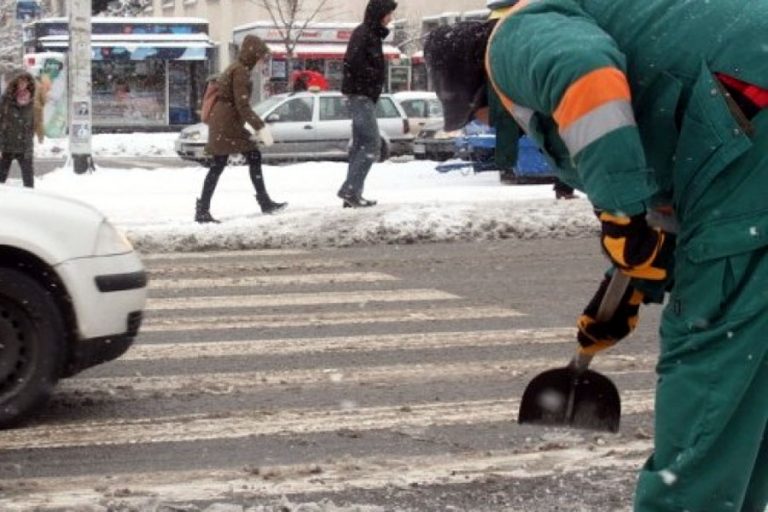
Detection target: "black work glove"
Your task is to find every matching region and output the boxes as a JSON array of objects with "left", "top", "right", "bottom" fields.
[
  {"left": 598, "top": 211, "right": 672, "bottom": 281},
  {"left": 577, "top": 275, "right": 644, "bottom": 356}
]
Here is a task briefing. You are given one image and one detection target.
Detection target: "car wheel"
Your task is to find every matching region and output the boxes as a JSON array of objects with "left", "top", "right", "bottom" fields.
[
  {"left": 0, "top": 268, "right": 65, "bottom": 428},
  {"left": 379, "top": 140, "right": 390, "bottom": 162}
]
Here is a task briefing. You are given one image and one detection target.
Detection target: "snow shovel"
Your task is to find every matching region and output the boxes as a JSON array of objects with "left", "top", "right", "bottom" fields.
[{"left": 518, "top": 271, "right": 630, "bottom": 433}]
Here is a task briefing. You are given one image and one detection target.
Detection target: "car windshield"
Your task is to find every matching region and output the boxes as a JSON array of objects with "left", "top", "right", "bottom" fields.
[{"left": 254, "top": 96, "right": 285, "bottom": 116}]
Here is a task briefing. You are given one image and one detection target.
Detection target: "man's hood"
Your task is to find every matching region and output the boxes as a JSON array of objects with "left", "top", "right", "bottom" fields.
[
  {"left": 365, "top": 0, "right": 397, "bottom": 33},
  {"left": 238, "top": 34, "right": 270, "bottom": 70}
]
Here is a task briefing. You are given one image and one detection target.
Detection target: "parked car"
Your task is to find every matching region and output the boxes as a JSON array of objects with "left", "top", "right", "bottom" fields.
[
  {"left": 392, "top": 91, "right": 444, "bottom": 137},
  {"left": 0, "top": 186, "right": 147, "bottom": 427},
  {"left": 175, "top": 91, "right": 413, "bottom": 165},
  {"left": 413, "top": 119, "right": 462, "bottom": 161}
]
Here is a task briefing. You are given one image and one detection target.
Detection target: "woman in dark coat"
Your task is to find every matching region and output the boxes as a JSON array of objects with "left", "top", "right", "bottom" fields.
[
  {"left": 0, "top": 71, "right": 37, "bottom": 188},
  {"left": 197, "top": 34, "right": 286, "bottom": 223}
]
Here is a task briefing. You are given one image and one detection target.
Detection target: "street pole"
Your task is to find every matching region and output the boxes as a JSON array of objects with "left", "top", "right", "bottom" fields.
[{"left": 68, "top": 0, "right": 94, "bottom": 174}]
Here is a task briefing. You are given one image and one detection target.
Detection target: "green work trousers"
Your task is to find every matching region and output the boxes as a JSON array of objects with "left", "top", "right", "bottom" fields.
[{"left": 634, "top": 110, "right": 768, "bottom": 512}]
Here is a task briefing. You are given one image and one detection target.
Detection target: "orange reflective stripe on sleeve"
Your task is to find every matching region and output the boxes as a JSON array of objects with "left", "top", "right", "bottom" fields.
[
  {"left": 553, "top": 67, "right": 632, "bottom": 129},
  {"left": 555, "top": 67, "right": 636, "bottom": 155}
]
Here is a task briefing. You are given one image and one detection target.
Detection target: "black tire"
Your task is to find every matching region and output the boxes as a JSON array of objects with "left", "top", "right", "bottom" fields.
[
  {"left": 0, "top": 268, "right": 65, "bottom": 428},
  {"left": 379, "top": 140, "right": 390, "bottom": 162}
]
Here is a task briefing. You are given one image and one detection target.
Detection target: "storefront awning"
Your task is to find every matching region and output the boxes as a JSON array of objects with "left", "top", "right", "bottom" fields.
[
  {"left": 412, "top": 50, "right": 424, "bottom": 64},
  {"left": 37, "top": 34, "right": 214, "bottom": 61},
  {"left": 266, "top": 42, "right": 402, "bottom": 60}
]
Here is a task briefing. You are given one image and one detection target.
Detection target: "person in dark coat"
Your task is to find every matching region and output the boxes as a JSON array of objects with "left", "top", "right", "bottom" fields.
[
  {"left": 337, "top": 0, "right": 397, "bottom": 208},
  {"left": 197, "top": 34, "right": 286, "bottom": 223},
  {"left": 0, "top": 71, "right": 37, "bottom": 188}
]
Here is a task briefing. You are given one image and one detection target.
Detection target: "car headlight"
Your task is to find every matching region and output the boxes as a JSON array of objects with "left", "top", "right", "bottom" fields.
[
  {"left": 94, "top": 220, "right": 134, "bottom": 256},
  {"left": 182, "top": 130, "right": 202, "bottom": 141}
]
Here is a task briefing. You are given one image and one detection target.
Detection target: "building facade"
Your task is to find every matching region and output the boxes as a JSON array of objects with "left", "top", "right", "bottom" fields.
[
  {"left": 46, "top": 0, "right": 488, "bottom": 72},
  {"left": 23, "top": 16, "right": 214, "bottom": 131},
  {"left": 37, "top": 1, "right": 488, "bottom": 128}
]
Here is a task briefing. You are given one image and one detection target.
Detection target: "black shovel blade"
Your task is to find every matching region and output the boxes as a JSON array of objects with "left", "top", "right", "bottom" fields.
[{"left": 518, "top": 367, "right": 621, "bottom": 433}]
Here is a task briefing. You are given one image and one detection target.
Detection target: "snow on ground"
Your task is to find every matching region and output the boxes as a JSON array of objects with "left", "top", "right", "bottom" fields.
[
  {"left": 27, "top": 133, "right": 598, "bottom": 253},
  {"left": 36, "top": 132, "right": 180, "bottom": 159}
]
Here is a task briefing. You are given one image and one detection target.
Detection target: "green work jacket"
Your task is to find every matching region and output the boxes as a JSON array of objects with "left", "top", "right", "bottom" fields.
[{"left": 486, "top": 0, "right": 768, "bottom": 246}]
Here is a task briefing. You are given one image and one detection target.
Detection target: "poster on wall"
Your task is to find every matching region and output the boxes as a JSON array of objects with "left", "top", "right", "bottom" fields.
[{"left": 24, "top": 52, "right": 68, "bottom": 138}]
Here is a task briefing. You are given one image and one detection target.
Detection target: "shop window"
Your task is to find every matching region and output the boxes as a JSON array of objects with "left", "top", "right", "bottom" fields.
[
  {"left": 271, "top": 97, "right": 313, "bottom": 123},
  {"left": 169, "top": 60, "right": 205, "bottom": 124},
  {"left": 304, "top": 59, "right": 324, "bottom": 74},
  {"left": 319, "top": 96, "right": 350, "bottom": 121},
  {"left": 412, "top": 63, "right": 428, "bottom": 91},
  {"left": 92, "top": 60, "right": 167, "bottom": 126},
  {"left": 326, "top": 60, "right": 343, "bottom": 91}
]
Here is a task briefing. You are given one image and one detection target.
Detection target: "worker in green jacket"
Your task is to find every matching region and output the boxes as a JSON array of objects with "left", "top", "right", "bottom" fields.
[{"left": 425, "top": 1, "right": 768, "bottom": 511}]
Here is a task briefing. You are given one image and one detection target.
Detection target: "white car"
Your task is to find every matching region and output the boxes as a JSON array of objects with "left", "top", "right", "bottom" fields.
[
  {"left": 392, "top": 91, "right": 444, "bottom": 137},
  {"left": 175, "top": 91, "right": 414, "bottom": 165},
  {"left": 0, "top": 186, "right": 147, "bottom": 427}
]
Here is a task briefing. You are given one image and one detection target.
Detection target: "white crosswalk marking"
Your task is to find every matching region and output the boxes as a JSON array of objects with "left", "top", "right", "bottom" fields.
[
  {"left": 145, "top": 258, "right": 350, "bottom": 276},
  {"left": 141, "top": 249, "right": 309, "bottom": 261},
  {"left": 122, "top": 328, "right": 572, "bottom": 360},
  {"left": 0, "top": 250, "right": 659, "bottom": 511},
  {"left": 0, "top": 392, "right": 656, "bottom": 451},
  {"left": 141, "top": 305, "right": 525, "bottom": 331},
  {"left": 149, "top": 271, "right": 398, "bottom": 289},
  {"left": 145, "top": 289, "right": 461, "bottom": 310},
  {"left": 59, "top": 356, "right": 656, "bottom": 402}
]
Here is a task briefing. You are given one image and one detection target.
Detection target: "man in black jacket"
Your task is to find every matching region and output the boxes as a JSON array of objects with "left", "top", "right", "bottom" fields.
[{"left": 337, "top": 0, "right": 397, "bottom": 208}]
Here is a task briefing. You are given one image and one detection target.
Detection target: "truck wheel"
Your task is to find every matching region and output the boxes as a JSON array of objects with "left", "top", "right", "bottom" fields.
[{"left": 0, "top": 268, "right": 65, "bottom": 428}]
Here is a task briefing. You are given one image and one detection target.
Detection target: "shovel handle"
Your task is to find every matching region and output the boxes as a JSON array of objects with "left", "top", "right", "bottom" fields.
[{"left": 570, "top": 270, "right": 632, "bottom": 372}]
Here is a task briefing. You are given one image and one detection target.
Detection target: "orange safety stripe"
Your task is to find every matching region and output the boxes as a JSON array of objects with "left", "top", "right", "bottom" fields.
[{"left": 553, "top": 67, "right": 631, "bottom": 130}]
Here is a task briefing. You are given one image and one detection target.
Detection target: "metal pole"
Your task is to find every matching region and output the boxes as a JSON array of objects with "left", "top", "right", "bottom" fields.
[{"left": 68, "top": 0, "right": 94, "bottom": 174}]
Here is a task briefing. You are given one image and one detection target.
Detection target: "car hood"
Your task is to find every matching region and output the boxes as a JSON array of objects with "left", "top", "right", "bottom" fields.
[{"left": 0, "top": 186, "right": 108, "bottom": 264}]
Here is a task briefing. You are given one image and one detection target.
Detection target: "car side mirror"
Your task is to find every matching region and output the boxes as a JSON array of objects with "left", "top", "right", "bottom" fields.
[{"left": 266, "top": 113, "right": 280, "bottom": 123}]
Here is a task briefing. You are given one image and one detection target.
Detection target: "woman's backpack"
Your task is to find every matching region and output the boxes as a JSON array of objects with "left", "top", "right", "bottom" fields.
[{"left": 200, "top": 81, "right": 220, "bottom": 124}]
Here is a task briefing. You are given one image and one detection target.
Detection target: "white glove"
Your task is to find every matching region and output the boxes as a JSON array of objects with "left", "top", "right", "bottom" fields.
[{"left": 257, "top": 126, "right": 274, "bottom": 147}]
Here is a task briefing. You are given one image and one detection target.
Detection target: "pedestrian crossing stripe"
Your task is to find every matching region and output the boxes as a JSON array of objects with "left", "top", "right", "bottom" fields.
[
  {"left": 0, "top": 391, "right": 655, "bottom": 451},
  {"left": 123, "top": 328, "right": 574, "bottom": 360},
  {"left": 148, "top": 271, "right": 398, "bottom": 290},
  {"left": 145, "top": 289, "right": 461, "bottom": 311},
  {"left": 60, "top": 355, "right": 656, "bottom": 402},
  {"left": 140, "top": 248, "right": 309, "bottom": 261},
  {"left": 141, "top": 305, "right": 526, "bottom": 331},
  {"left": 146, "top": 258, "right": 349, "bottom": 276}
]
